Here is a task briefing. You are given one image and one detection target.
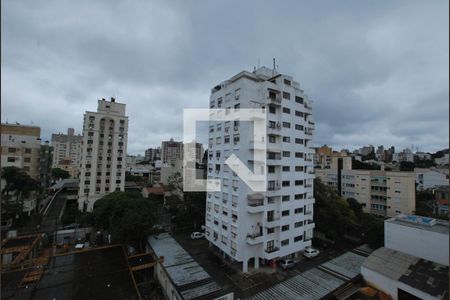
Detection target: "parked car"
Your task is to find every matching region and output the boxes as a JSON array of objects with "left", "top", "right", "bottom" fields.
[
  {"left": 279, "top": 259, "right": 296, "bottom": 270},
  {"left": 190, "top": 232, "right": 205, "bottom": 239},
  {"left": 303, "top": 247, "right": 320, "bottom": 258}
]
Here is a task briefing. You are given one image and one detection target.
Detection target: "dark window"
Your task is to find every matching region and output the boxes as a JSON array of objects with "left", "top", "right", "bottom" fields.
[
  {"left": 282, "top": 166, "right": 290, "bottom": 172},
  {"left": 281, "top": 225, "right": 289, "bottom": 231},
  {"left": 282, "top": 107, "right": 291, "bottom": 114},
  {"left": 282, "top": 181, "right": 290, "bottom": 187},
  {"left": 282, "top": 210, "right": 290, "bottom": 216},
  {"left": 294, "top": 235, "right": 303, "bottom": 242},
  {"left": 282, "top": 151, "right": 290, "bottom": 157},
  {"left": 268, "top": 106, "right": 276, "bottom": 114},
  {"left": 282, "top": 195, "right": 290, "bottom": 202},
  {"left": 295, "top": 96, "right": 304, "bottom": 104},
  {"left": 282, "top": 92, "right": 290, "bottom": 100},
  {"left": 284, "top": 79, "right": 291, "bottom": 85},
  {"left": 282, "top": 122, "right": 290, "bottom": 128}
]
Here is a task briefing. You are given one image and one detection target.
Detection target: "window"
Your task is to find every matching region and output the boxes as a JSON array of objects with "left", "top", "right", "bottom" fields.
[
  {"left": 282, "top": 151, "right": 290, "bottom": 157},
  {"left": 281, "top": 225, "right": 289, "bottom": 231},
  {"left": 295, "top": 166, "right": 304, "bottom": 172},
  {"left": 295, "top": 152, "right": 304, "bottom": 158},
  {"left": 281, "top": 239, "right": 289, "bottom": 246},
  {"left": 24, "top": 157, "right": 31, "bottom": 163},
  {"left": 295, "top": 124, "right": 304, "bottom": 131},
  {"left": 284, "top": 79, "right": 291, "bottom": 86},
  {"left": 295, "top": 111, "right": 303, "bottom": 117},
  {"left": 7, "top": 157, "right": 15, "bottom": 162},
  {"left": 282, "top": 136, "right": 290, "bottom": 143},
  {"left": 294, "top": 207, "right": 303, "bottom": 214},
  {"left": 224, "top": 135, "right": 230, "bottom": 143},
  {"left": 282, "top": 195, "right": 290, "bottom": 202},
  {"left": 282, "top": 122, "right": 291, "bottom": 128},
  {"left": 295, "top": 96, "right": 303, "bottom": 104},
  {"left": 282, "top": 181, "right": 290, "bottom": 187},
  {"left": 8, "top": 148, "right": 16, "bottom": 153},
  {"left": 294, "top": 221, "right": 303, "bottom": 228},
  {"left": 295, "top": 180, "right": 303, "bottom": 186},
  {"left": 282, "top": 210, "right": 290, "bottom": 216},
  {"left": 268, "top": 106, "right": 276, "bottom": 114},
  {"left": 295, "top": 138, "right": 304, "bottom": 144},
  {"left": 282, "top": 166, "right": 290, "bottom": 172},
  {"left": 294, "top": 194, "right": 304, "bottom": 200},
  {"left": 294, "top": 235, "right": 303, "bottom": 242},
  {"left": 282, "top": 107, "right": 291, "bottom": 114},
  {"left": 234, "top": 103, "right": 240, "bottom": 109},
  {"left": 268, "top": 135, "right": 276, "bottom": 143},
  {"left": 267, "top": 227, "right": 275, "bottom": 234},
  {"left": 25, "top": 148, "right": 32, "bottom": 154},
  {"left": 282, "top": 92, "right": 290, "bottom": 100},
  {"left": 268, "top": 166, "right": 275, "bottom": 173}
]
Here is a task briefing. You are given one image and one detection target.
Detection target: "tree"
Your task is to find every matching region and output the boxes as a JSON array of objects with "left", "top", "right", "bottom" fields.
[
  {"left": 1, "top": 167, "right": 38, "bottom": 218},
  {"left": 352, "top": 159, "right": 380, "bottom": 170},
  {"left": 51, "top": 168, "right": 70, "bottom": 180},
  {"left": 313, "top": 178, "right": 358, "bottom": 241},
  {"left": 92, "top": 191, "right": 159, "bottom": 250},
  {"left": 346, "top": 198, "right": 363, "bottom": 217}
]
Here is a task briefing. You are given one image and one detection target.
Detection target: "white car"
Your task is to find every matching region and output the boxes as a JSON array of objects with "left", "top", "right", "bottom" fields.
[
  {"left": 190, "top": 232, "right": 205, "bottom": 239},
  {"left": 279, "top": 259, "right": 296, "bottom": 270},
  {"left": 303, "top": 247, "right": 320, "bottom": 258}
]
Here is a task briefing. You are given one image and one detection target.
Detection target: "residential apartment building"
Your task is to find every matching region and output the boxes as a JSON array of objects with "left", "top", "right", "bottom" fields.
[
  {"left": 161, "top": 139, "right": 183, "bottom": 166},
  {"left": 0, "top": 123, "right": 41, "bottom": 180},
  {"left": 145, "top": 147, "right": 161, "bottom": 162},
  {"left": 51, "top": 128, "right": 82, "bottom": 177},
  {"left": 318, "top": 169, "right": 416, "bottom": 217},
  {"left": 414, "top": 168, "right": 448, "bottom": 191},
  {"left": 184, "top": 140, "right": 204, "bottom": 164},
  {"left": 205, "top": 67, "right": 315, "bottom": 272},
  {"left": 392, "top": 148, "right": 414, "bottom": 163},
  {"left": 78, "top": 98, "right": 128, "bottom": 211}
]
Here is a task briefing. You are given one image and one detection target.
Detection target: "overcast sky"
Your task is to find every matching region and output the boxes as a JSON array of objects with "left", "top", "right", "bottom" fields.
[{"left": 2, "top": 0, "right": 448, "bottom": 155}]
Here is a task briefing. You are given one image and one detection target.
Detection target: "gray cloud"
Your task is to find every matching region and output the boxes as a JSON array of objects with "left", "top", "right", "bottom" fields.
[{"left": 1, "top": 0, "right": 448, "bottom": 154}]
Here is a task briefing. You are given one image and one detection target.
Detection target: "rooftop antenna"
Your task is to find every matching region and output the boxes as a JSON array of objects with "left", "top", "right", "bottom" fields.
[{"left": 272, "top": 58, "right": 276, "bottom": 76}]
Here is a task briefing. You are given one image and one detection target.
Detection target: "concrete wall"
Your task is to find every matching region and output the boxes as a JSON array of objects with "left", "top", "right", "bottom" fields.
[{"left": 385, "top": 220, "right": 449, "bottom": 266}]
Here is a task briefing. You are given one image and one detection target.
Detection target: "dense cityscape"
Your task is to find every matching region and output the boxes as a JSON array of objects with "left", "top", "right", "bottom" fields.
[{"left": 1, "top": 1, "right": 448, "bottom": 300}]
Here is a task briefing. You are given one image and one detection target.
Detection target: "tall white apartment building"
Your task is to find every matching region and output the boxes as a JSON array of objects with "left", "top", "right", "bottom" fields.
[
  {"left": 51, "top": 128, "right": 82, "bottom": 176},
  {"left": 184, "top": 140, "right": 204, "bottom": 164},
  {"left": 205, "top": 67, "right": 315, "bottom": 273},
  {"left": 78, "top": 98, "right": 128, "bottom": 212}
]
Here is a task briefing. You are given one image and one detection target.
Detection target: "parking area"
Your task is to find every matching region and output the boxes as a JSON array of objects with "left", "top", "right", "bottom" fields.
[{"left": 172, "top": 230, "right": 344, "bottom": 298}]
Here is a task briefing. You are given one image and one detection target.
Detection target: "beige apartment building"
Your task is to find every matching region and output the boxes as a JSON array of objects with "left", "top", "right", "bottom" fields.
[
  {"left": 51, "top": 128, "right": 82, "bottom": 177},
  {"left": 317, "top": 168, "right": 416, "bottom": 217},
  {"left": 78, "top": 98, "right": 128, "bottom": 212},
  {"left": 0, "top": 123, "right": 41, "bottom": 180}
]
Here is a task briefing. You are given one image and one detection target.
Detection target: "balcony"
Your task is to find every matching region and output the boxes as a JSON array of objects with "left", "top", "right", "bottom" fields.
[
  {"left": 246, "top": 233, "right": 264, "bottom": 245},
  {"left": 267, "top": 90, "right": 282, "bottom": 105},
  {"left": 265, "top": 247, "right": 279, "bottom": 254},
  {"left": 265, "top": 217, "right": 280, "bottom": 227}
]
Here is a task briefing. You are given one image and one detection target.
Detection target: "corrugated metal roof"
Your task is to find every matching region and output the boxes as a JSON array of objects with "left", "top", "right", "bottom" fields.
[
  {"left": 245, "top": 252, "right": 367, "bottom": 300},
  {"left": 362, "top": 247, "right": 419, "bottom": 280}
]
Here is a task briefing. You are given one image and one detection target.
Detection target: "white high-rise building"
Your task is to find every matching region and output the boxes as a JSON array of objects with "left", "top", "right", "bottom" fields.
[
  {"left": 78, "top": 98, "right": 128, "bottom": 212},
  {"left": 205, "top": 67, "right": 315, "bottom": 272},
  {"left": 161, "top": 139, "right": 183, "bottom": 166}
]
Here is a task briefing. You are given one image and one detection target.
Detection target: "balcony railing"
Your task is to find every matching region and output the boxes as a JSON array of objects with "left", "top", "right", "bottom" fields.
[{"left": 265, "top": 247, "right": 279, "bottom": 253}]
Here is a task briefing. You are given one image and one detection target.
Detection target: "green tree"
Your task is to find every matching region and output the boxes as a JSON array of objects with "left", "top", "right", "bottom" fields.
[
  {"left": 399, "top": 161, "right": 415, "bottom": 172},
  {"left": 1, "top": 167, "right": 38, "bottom": 217},
  {"left": 313, "top": 178, "right": 358, "bottom": 241},
  {"left": 51, "top": 168, "right": 70, "bottom": 180},
  {"left": 92, "top": 191, "right": 159, "bottom": 250}
]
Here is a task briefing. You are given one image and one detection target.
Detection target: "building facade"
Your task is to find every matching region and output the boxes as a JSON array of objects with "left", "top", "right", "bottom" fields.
[
  {"left": 205, "top": 67, "right": 315, "bottom": 272},
  {"left": 161, "top": 139, "right": 183, "bottom": 166},
  {"left": 78, "top": 98, "right": 128, "bottom": 211},
  {"left": 414, "top": 168, "right": 448, "bottom": 191},
  {"left": 0, "top": 123, "right": 41, "bottom": 180},
  {"left": 317, "top": 169, "right": 416, "bottom": 217},
  {"left": 38, "top": 143, "right": 53, "bottom": 189},
  {"left": 51, "top": 128, "right": 83, "bottom": 177},
  {"left": 145, "top": 147, "right": 161, "bottom": 162}
]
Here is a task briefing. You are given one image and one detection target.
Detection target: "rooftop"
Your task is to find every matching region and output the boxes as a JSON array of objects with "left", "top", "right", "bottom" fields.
[
  {"left": 363, "top": 247, "right": 448, "bottom": 299},
  {"left": 147, "top": 233, "right": 223, "bottom": 299},
  {"left": 386, "top": 214, "right": 449, "bottom": 235}
]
